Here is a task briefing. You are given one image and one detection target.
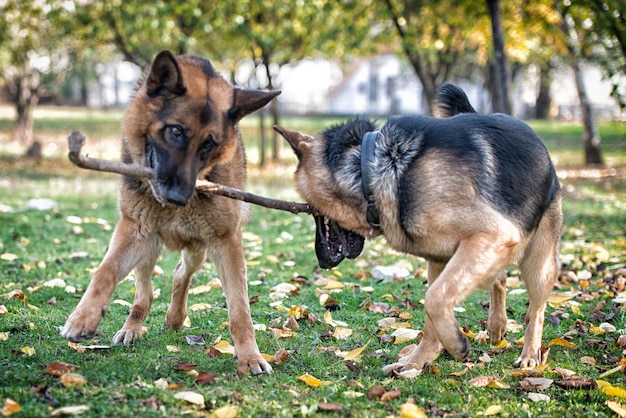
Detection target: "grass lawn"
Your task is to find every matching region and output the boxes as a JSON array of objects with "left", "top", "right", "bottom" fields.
[{"left": 1, "top": 107, "right": 626, "bottom": 417}]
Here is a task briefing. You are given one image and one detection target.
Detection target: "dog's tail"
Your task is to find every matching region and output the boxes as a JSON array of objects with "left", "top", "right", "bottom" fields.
[{"left": 432, "top": 83, "right": 477, "bottom": 117}]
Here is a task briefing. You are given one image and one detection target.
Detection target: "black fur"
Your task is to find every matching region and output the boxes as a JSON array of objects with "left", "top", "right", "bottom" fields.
[{"left": 433, "top": 83, "right": 477, "bottom": 116}]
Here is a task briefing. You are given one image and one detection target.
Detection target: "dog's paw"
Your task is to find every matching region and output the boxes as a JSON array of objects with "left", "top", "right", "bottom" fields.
[
  {"left": 164, "top": 311, "right": 187, "bottom": 331},
  {"left": 112, "top": 328, "right": 143, "bottom": 346},
  {"left": 513, "top": 350, "right": 548, "bottom": 368},
  {"left": 61, "top": 307, "right": 106, "bottom": 342},
  {"left": 236, "top": 355, "right": 273, "bottom": 376},
  {"left": 382, "top": 344, "right": 437, "bottom": 374}
]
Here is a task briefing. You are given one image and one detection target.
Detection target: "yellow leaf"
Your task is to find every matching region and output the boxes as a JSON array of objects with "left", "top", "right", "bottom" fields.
[
  {"left": 324, "top": 279, "right": 345, "bottom": 289},
  {"left": 547, "top": 292, "right": 576, "bottom": 307},
  {"left": 548, "top": 337, "right": 577, "bottom": 349},
  {"left": 581, "top": 356, "right": 596, "bottom": 365},
  {"left": 571, "top": 305, "right": 581, "bottom": 315},
  {"left": 479, "top": 405, "right": 502, "bottom": 416},
  {"left": 189, "top": 284, "right": 215, "bottom": 295},
  {"left": 211, "top": 405, "right": 239, "bottom": 418},
  {"left": 487, "top": 379, "right": 511, "bottom": 389},
  {"left": 597, "top": 380, "right": 613, "bottom": 389},
  {"left": 0, "top": 332, "right": 8, "bottom": 341},
  {"left": 399, "top": 402, "right": 427, "bottom": 418},
  {"left": 212, "top": 340, "right": 235, "bottom": 355},
  {"left": 166, "top": 345, "right": 181, "bottom": 353},
  {"left": 590, "top": 325, "right": 606, "bottom": 335},
  {"left": 392, "top": 328, "right": 420, "bottom": 344},
  {"left": 2, "top": 398, "right": 20, "bottom": 416},
  {"left": 189, "top": 303, "right": 211, "bottom": 311},
  {"left": 174, "top": 391, "right": 205, "bottom": 408},
  {"left": 0, "top": 253, "right": 18, "bottom": 261},
  {"left": 607, "top": 400, "right": 626, "bottom": 417},
  {"left": 50, "top": 405, "right": 90, "bottom": 416},
  {"left": 60, "top": 373, "right": 88, "bottom": 388},
  {"left": 261, "top": 352, "right": 275, "bottom": 363},
  {"left": 603, "top": 385, "right": 626, "bottom": 398},
  {"left": 21, "top": 346, "right": 35, "bottom": 356},
  {"left": 462, "top": 328, "right": 477, "bottom": 338},
  {"left": 490, "top": 339, "right": 510, "bottom": 350},
  {"left": 297, "top": 373, "right": 331, "bottom": 388},
  {"left": 332, "top": 327, "right": 353, "bottom": 340},
  {"left": 27, "top": 304, "right": 39, "bottom": 311},
  {"left": 68, "top": 341, "right": 86, "bottom": 353},
  {"left": 469, "top": 376, "right": 510, "bottom": 389},
  {"left": 337, "top": 340, "right": 371, "bottom": 362}
]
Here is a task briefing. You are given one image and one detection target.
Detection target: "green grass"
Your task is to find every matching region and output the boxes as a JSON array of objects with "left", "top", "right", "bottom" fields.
[{"left": 1, "top": 109, "right": 626, "bottom": 417}]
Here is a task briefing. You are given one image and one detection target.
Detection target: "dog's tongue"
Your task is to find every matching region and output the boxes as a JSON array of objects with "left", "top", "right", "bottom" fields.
[{"left": 314, "top": 215, "right": 364, "bottom": 269}]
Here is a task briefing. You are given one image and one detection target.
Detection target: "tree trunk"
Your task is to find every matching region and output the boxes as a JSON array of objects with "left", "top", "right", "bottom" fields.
[
  {"left": 486, "top": 0, "right": 513, "bottom": 115},
  {"left": 11, "top": 74, "right": 40, "bottom": 144},
  {"left": 535, "top": 61, "right": 554, "bottom": 120},
  {"left": 571, "top": 59, "right": 604, "bottom": 166}
]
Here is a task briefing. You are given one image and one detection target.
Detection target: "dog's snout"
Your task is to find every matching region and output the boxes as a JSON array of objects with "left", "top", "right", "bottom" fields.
[{"left": 163, "top": 186, "right": 192, "bottom": 206}]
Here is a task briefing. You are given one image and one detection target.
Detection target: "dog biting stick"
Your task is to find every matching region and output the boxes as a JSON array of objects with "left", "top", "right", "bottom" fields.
[{"left": 67, "top": 131, "right": 314, "bottom": 215}]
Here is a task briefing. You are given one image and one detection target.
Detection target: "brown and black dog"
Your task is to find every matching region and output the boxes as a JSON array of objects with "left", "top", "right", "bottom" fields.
[
  {"left": 275, "top": 84, "right": 562, "bottom": 373},
  {"left": 61, "top": 51, "right": 279, "bottom": 374}
]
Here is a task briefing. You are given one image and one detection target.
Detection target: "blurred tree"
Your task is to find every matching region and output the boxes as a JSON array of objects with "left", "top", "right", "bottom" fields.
[
  {"left": 0, "top": 0, "right": 77, "bottom": 148},
  {"left": 486, "top": 0, "right": 513, "bottom": 114},
  {"left": 381, "top": 0, "right": 489, "bottom": 111}
]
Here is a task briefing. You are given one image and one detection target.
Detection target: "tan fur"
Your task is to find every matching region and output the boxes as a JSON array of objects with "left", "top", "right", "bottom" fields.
[
  {"left": 61, "top": 51, "right": 278, "bottom": 375},
  {"left": 276, "top": 125, "right": 563, "bottom": 373}
]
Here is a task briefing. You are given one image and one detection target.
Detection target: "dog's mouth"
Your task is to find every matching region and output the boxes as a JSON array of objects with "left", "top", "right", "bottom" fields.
[
  {"left": 314, "top": 215, "right": 365, "bottom": 269},
  {"left": 145, "top": 140, "right": 168, "bottom": 206}
]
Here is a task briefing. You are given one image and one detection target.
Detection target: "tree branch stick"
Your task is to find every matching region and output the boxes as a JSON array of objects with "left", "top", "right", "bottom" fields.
[{"left": 67, "top": 131, "right": 314, "bottom": 215}]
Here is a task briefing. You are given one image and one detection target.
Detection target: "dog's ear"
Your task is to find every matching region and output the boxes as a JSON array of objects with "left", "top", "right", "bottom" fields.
[
  {"left": 273, "top": 125, "right": 313, "bottom": 160},
  {"left": 229, "top": 89, "right": 281, "bottom": 121},
  {"left": 146, "top": 50, "right": 186, "bottom": 98}
]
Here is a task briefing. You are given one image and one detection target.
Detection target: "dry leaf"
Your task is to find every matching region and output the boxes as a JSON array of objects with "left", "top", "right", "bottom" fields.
[
  {"left": 0, "top": 253, "right": 18, "bottom": 261},
  {"left": 392, "top": 328, "right": 420, "bottom": 344},
  {"left": 519, "top": 377, "right": 553, "bottom": 391},
  {"left": 2, "top": 399, "right": 20, "bottom": 416},
  {"left": 270, "top": 328, "right": 298, "bottom": 338},
  {"left": 336, "top": 340, "right": 371, "bottom": 362},
  {"left": 342, "top": 390, "right": 364, "bottom": 398},
  {"left": 166, "top": 345, "right": 181, "bottom": 353},
  {"left": 212, "top": 340, "right": 235, "bottom": 354},
  {"left": 0, "top": 305, "right": 7, "bottom": 314},
  {"left": 607, "top": 400, "right": 626, "bottom": 417},
  {"left": 173, "top": 362, "right": 197, "bottom": 371},
  {"left": 190, "top": 303, "right": 211, "bottom": 311},
  {"left": 0, "top": 332, "right": 8, "bottom": 341},
  {"left": 381, "top": 389, "right": 402, "bottom": 402},
  {"left": 50, "top": 405, "right": 90, "bottom": 416},
  {"left": 469, "top": 376, "right": 510, "bottom": 389},
  {"left": 548, "top": 337, "right": 577, "bottom": 349},
  {"left": 60, "top": 373, "right": 88, "bottom": 388},
  {"left": 297, "top": 373, "right": 331, "bottom": 388},
  {"left": 189, "top": 284, "right": 215, "bottom": 295},
  {"left": 479, "top": 405, "right": 502, "bottom": 416},
  {"left": 45, "top": 361, "right": 79, "bottom": 376},
  {"left": 273, "top": 348, "right": 291, "bottom": 364},
  {"left": 554, "top": 378, "right": 597, "bottom": 390},
  {"left": 21, "top": 347, "right": 35, "bottom": 356},
  {"left": 174, "top": 391, "right": 205, "bottom": 408},
  {"left": 185, "top": 335, "right": 205, "bottom": 345},
  {"left": 581, "top": 356, "right": 596, "bottom": 365},
  {"left": 367, "top": 385, "right": 386, "bottom": 400},
  {"left": 528, "top": 393, "right": 551, "bottom": 402},
  {"left": 399, "top": 401, "right": 427, "bottom": 418},
  {"left": 195, "top": 372, "right": 217, "bottom": 385},
  {"left": 603, "top": 385, "right": 626, "bottom": 398},
  {"left": 318, "top": 402, "right": 343, "bottom": 411},
  {"left": 332, "top": 326, "right": 353, "bottom": 340}
]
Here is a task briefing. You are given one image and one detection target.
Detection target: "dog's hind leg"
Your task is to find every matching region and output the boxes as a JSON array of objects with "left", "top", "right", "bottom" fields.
[
  {"left": 514, "top": 203, "right": 562, "bottom": 367},
  {"left": 382, "top": 261, "right": 445, "bottom": 373},
  {"left": 424, "top": 232, "right": 518, "bottom": 362},
  {"left": 112, "top": 238, "right": 161, "bottom": 345},
  {"left": 165, "top": 246, "right": 207, "bottom": 330},
  {"left": 62, "top": 217, "right": 156, "bottom": 343},
  {"left": 214, "top": 230, "right": 272, "bottom": 375},
  {"left": 488, "top": 270, "right": 508, "bottom": 344}
]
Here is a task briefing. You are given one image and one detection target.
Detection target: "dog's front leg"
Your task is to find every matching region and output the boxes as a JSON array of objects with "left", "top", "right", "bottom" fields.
[
  {"left": 488, "top": 270, "right": 508, "bottom": 344},
  {"left": 383, "top": 261, "right": 446, "bottom": 373},
  {"left": 213, "top": 231, "right": 271, "bottom": 375},
  {"left": 112, "top": 238, "right": 161, "bottom": 345},
  {"left": 62, "top": 217, "right": 152, "bottom": 342},
  {"left": 165, "top": 247, "right": 207, "bottom": 330}
]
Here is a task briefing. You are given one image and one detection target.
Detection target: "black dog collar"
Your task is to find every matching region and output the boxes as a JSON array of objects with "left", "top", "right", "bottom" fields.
[{"left": 361, "top": 131, "right": 381, "bottom": 228}]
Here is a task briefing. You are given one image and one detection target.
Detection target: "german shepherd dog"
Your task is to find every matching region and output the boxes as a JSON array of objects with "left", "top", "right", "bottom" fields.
[
  {"left": 274, "top": 84, "right": 562, "bottom": 373},
  {"left": 61, "top": 51, "right": 279, "bottom": 374}
]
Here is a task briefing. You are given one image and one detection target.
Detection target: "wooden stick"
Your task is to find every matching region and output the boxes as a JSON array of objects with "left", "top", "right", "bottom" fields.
[{"left": 67, "top": 131, "right": 314, "bottom": 215}]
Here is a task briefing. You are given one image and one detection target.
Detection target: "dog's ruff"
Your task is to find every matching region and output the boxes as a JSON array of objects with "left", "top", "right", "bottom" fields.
[
  {"left": 61, "top": 51, "right": 279, "bottom": 375},
  {"left": 275, "top": 83, "right": 563, "bottom": 373}
]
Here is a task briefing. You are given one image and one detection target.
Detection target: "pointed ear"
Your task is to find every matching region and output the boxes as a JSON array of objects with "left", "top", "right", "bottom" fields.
[
  {"left": 273, "top": 125, "right": 313, "bottom": 160},
  {"left": 146, "top": 50, "right": 186, "bottom": 98},
  {"left": 229, "top": 89, "right": 281, "bottom": 121}
]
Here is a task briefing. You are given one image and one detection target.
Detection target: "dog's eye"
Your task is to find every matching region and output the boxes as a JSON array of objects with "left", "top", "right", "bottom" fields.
[
  {"left": 199, "top": 136, "right": 216, "bottom": 160},
  {"left": 166, "top": 125, "right": 185, "bottom": 145}
]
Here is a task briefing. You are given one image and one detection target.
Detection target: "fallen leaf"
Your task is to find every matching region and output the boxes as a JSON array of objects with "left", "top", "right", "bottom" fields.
[
  {"left": 0, "top": 253, "right": 18, "bottom": 261},
  {"left": 21, "top": 346, "right": 35, "bottom": 356},
  {"left": 581, "top": 356, "right": 596, "bottom": 365},
  {"left": 185, "top": 335, "right": 205, "bottom": 345},
  {"left": 478, "top": 405, "right": 502, "bottom": 416},
  {"left": 528, "top": 393, "right": 551, "bottom": 402},
  {"left": 519, "top": 377, "right": 553, "bottom": 391},
  {"left": 174, "top": 391, "right": 205, "bottom": 408},
  {"left": 59, "top": 373, "right": 88, "bottom": 388},
  {"left": 392, "top": 328, "right": 421, "bottom": 344},
  {"left": 45, "top": 361, "right": 79, "bottom": 376},
  {"left": 189, "top": 303, "right": 211, "bottom": 311},
  {"left": 318, "top": 402, "right": 343, "bottom": 411},
  {"left": 332, "top": 326, "right": 353, "bottom": 340},
  {"left": 3, "top": 290, "right": 27, "bottom": 302},
  {"left": 297, "top": 373, "right": 331, "bottom": 388},
  {"left": 189, "top": 284, "right": 215, "bottom": 295},
  {"left": 548, "top": 337, "right": 577, "bottom": 349},
  {"left": 469, "top": 376, "right": 510, "bottom": 389},
  {"left": 0, "top": 305, "right": 7, "bottom": 314},
  {"left": 554, "top": 378, "right": 597, "bottom": 390},
  {"left": 166, "top": 345, "right": 181, "bottom": 353},
  {"left": 381, "top": 389, "right": 402, "bottom": 402},
  {"left": 270, "top": 328, "right": 298, "bottom": 338},
  {"left": 0, "top": 332, "right": 8, "bottom": 341},
  {"left": 173, "top": 362, "right": 197, "bottom": 371},
  {"left": 367, "top": 385, "right": 386, "bottom": 400},
  {"left": 607, "top": 400, "right": 626, "bottom": 417},
  {"left": 273, "top": 348, "right": 291, "bottom": 364},
  {"left": 195, "top": 372, "right": 217, "bottom": 385},
  {"left": 2, "top": 399, "right": 20, "bottom": 416},
  {"left": 212, "top": 340, "right": 235, "bottom": 354},
  {"left": 399, "top": 401, "right": 427, "bottom": 418},
  {"left": 50, "top": 405, "right": 90, "bottom": 416},
  {"left": 603, "top": 385, "right": 626, "bottom": 398},
  {"left": 336, "top": 340, "right": 371, "bottom": 362},
  {"left": 342, "top": 390, "right": 364, "bottom": 398}
]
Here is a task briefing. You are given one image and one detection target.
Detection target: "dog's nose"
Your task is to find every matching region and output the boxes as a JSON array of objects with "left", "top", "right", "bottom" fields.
[{"left": 164, "top": 188, "right": 191, "bottom": 206}]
